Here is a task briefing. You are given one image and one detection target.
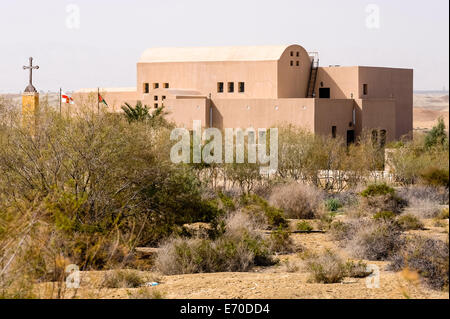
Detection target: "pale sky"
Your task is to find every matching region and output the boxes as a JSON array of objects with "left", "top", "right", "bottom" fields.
[{"left": 0, "top": 0, "right": 448, "bottom": 93}]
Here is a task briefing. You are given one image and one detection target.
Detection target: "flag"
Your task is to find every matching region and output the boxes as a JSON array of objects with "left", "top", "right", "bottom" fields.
[
  {"left": 98, "top": 93, "right": 108, "bottom": 107},
  {"left": 61, "top": 92, "right": 74, "bottom": 104}
]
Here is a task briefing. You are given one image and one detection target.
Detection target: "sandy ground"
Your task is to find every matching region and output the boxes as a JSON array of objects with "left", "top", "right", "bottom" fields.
[
  {"left": 413, "top": 93, "right": 449, "bottom": 131},
  {"left": 35, "top": 215, "right": 449, "bottom": 300}
]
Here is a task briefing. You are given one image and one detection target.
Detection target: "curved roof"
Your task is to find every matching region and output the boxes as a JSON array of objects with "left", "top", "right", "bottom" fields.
[{"left": 139, "top": 45, "right": 301, "bottom": 63}]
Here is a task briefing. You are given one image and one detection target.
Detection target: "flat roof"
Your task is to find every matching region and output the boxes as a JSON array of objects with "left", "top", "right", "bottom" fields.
[{"left": 139, "top": 45, "right": 296, "bottom": 63}]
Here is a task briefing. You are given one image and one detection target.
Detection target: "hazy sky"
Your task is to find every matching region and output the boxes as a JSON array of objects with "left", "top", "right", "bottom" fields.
[{"left": 0, "top": 0, "right": 448, "bottom": 93}]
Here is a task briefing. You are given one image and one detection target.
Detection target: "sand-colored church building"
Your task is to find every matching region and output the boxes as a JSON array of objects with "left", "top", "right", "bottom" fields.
[{"left": 75, "top": 44, "right": 413, "bottom": 143}]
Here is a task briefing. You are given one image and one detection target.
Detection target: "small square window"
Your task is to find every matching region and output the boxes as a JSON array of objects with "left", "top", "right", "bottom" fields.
[
  {"left": 363, "top": 84, "right": 368, "bottom": 95},
  {"left": 162, "top": 96, "right": 166, "bottom": 100},
  {"left": 290, "top": 61, "right": 294, "bottom": 66},
  {"left": 153, "top": 83, "right": 159, "bottom": 89},
  {"left": 144, "top": 83, "right": 149, "bottom": 94},
  {"left": 228, "top": 82, "right": 234, "bottom": 93},
  {"left": 154, "top": 96, "right": 158, "bottom": 101},
  {"left": 238, "top": 82, "right": 245, "bottom": 93},
  {"left": 217, "top": 82, "right": 224, "bottom": 93},
  {"left": 164, "top": 83, "right": 169, "bottom": 89},
  {"left": 154, "top": 103, "right": 158, "bottom": 108},
  {"left": 290, "top": 51, "right": 294, "bottom": 56}
]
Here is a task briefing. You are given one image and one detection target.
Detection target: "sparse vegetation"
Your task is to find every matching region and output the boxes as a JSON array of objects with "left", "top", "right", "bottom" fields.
[
  {"left": 389, "top": 236, "right": 449, "bottom": 290},
  {"left": 325, "top": 198, "right": 342, "bottom": 212},
  {"left": 103, "top": 270, "right": 145, "bottom": 288}
]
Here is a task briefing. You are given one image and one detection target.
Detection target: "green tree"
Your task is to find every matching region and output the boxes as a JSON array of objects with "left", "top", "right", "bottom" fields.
[{"left": 425, "top": 117, "right": 448, "bottom": 149}]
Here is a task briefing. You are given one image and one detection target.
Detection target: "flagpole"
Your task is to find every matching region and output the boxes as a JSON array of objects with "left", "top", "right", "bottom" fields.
[{"left": 59, "top": 88, "right": 62, "bottom": 114}]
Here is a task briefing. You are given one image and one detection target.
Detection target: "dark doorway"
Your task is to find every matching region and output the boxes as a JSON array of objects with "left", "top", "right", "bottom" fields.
[
  {"left": 347, "top": 130, "right": 355, "bottom": 145},
  {"left": 319, "top": 88, "right": 330, "bottom": 98}
]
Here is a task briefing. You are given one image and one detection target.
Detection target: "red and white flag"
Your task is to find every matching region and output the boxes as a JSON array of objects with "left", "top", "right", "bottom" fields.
[{"left": 61, "top": 92, "right": 75, "bottom": 104}]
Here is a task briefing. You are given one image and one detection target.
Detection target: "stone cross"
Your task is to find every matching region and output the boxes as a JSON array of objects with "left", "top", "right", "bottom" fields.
[{"left": 23, "top": 57, "right": 39, "bottom": 93}]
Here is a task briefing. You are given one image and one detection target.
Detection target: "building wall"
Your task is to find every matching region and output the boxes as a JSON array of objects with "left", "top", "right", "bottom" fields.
[
  {"left": 277, "top": 45, "right": 312, "bottom": 98},
  {"left": 315, "top": 66, "right": 359, "bottom": 99},
  {"left": 137, "top": 60, "right": 279, "bottom": 100},
  {"left": 210, "top": 98, "right": 315, "bottom": 130},
  {"left": 314, "top": 99, "right": 355, "bottom": 137},
  {"left": 315, "top": 66, "right": 413, "bottom": 139},
  {"left": 357, "top": 98, "right": 397, "bottom": 142},
  {"left": 164, "top": 98, "right": 209, "bottom": 130},
  {"left": 358, "top": 67, "right": 412, "bottom": 139}
]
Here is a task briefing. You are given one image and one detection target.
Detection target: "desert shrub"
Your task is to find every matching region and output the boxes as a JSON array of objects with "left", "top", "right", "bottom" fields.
[
  {"left": 373, "top": 211, "right": 396, "bottom": 221},
  {"left": 129, "top": 287, "right": 166, "bottom": 299},
  {"left": 360, "top": 183, "right": 405, "bottom": 214},
  {"left": 329, "top": 220, "right": 353, "bottom": 241},
  {"left": 325, "top": 198, "right": 342, "bottom": 212},
  {"left": 344, "top": 260, "right": 372, "bottom": 278},
  {"left": 296, "top": 221, "right": 313, "bottom": 232},
  {"left": 155, "top": 211, "right": 275, "bottom": 275},
  {"left": 154, "top": 235, "right": 271, "bottom": 275},
  {"left": 240, "top": 194, "right": 288, "bottom": 229},
  {"left": 303, "top": 249, "right": 346, "bottom": 283},
  {"left": 361, "top": 183, "right": 395, "bottom": 197},
  {"left": 389, "top": 236, "right": 449, "bottom": 290},
  {"left": 269, "top": 182, "right": 324, "bottom": 219},
  {"left": 420, "top": 167, "right": 449, "bottom": 188},
  {"left": 316, "top": 212, "right": 335, "bottom": 231},
  {"left": 397, "top": 214, "right": 424, "bottom": 230},
  {"left": 102, "top": 270, "right": 145, "bottom": 288},
  {"left": 348, "top": 220, "right": 403, "bottom": 260},
  {"left": 269, "top": 226, "right": 295, "bottom": 254},
  {"left": 389, "top": 129, "right": 449, "bottom": 185},
  {"left": 439, "top": 208, "right": 449, "bottom": 219}
]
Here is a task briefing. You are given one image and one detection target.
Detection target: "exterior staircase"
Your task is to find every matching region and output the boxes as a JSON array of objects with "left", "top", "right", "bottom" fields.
[{"left": 306, "top": 53, "right": 319, "bottom": 98}]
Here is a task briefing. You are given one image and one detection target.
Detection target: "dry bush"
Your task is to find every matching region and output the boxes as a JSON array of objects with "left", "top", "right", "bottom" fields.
[
  {"left": 303, "top": 249, "right": 347, "bottom": 283},
  {"left": 397, "top": 214, "right": 424, "bottom": 231},
  {"left": 389, "top": 236, "right": 449, "bottom": 290},
  {"left": 154, "top": 237, "right": 256, "bottom": 275},
  {"left": 397, "top": 186, "right": 449, "bottom": 218},
  {"left": 269, "top": 182, "right": 324, "bottom": 219},
  {"left": 360, "top": 183, "right": 406, "bottom": 214},
  {"left": 268, "top": 226, "right": 295, "bottom": 254},
  {"left": 347, "top": 220, "right": 403, "bottom": 261},
  {"left": 102, "top": 270, "right": 145, "bottom": 288},
  {"left": 128, "top": 287, "right": 166, "bottom": 299},
  {"left": 344, "top": 260, "right": 372, "bottom": 278}
]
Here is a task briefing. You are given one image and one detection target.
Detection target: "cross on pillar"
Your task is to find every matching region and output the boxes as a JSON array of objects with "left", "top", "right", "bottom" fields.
[{"left": 23, "top": 57, "right": 39, "bottom": 93}]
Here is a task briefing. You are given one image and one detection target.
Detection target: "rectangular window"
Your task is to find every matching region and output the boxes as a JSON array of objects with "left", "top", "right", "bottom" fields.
[
  {"left": 290, "top": 61, "right": 294, "bottom": 66},
  {"left": 363, "top": 84, "right": 368, "bottom": 95},
  {"left": 332, "top": 126, "right": 337, "bottom": 138},
  {"left": 154, "top": 96, "right": 158, "bottom": 101},
  {"left": 164, "top": 83, "right": 169, "bottom": 89},
  {"left": 162, "top": 96, "right": 166, "bottom": 100},
  {"left": 144, "top": 83, "right": 149, "bottom": 94},
  {"left": 296, "top": 61, "right": 299, "bottom": 66},
  {"left": 238, "top": 82, "right": 245, "bottom": 93},
  {"left": 290, "top": 51, "right": 294, "bottom": 56},
  {"left": 154, "top": 103, "right": 158, "bottom": 108},
  {"left": 153, "top": 83, "right": 159, "bottom": 89},
  {"left": 296, "top": 52, "right": 300, "bottom": 57},
  {"left": 217, "top": 82, "right": 224, "bottom": 93},
  {"left": 228, "top": 82, "right": 234, "bottom": 93}
]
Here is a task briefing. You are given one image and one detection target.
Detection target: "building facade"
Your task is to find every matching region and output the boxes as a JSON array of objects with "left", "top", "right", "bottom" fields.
[{"left": 75, "top": 44, "right": 413, "bottom": 143}]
